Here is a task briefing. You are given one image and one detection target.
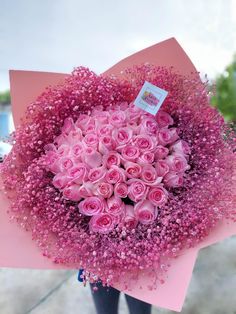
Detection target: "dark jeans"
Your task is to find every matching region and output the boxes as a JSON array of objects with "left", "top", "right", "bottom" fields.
[{"left": 90, "top": 281, "right": 152, "bottom": 314}]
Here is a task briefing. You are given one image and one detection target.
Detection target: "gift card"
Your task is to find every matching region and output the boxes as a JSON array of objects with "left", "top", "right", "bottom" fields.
[{"left": 134, "top": 81, "right": 168, "bottom": 115}]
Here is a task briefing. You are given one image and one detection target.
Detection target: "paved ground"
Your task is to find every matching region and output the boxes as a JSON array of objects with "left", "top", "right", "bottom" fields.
[{"left": 0, "top": 236, "right": 236, "bottom": 314}]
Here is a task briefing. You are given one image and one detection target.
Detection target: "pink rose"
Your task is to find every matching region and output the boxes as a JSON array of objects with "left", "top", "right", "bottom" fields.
[
  {"left": 66, "top": 129, "right": 83, "bottom": 144},
  {"left": 75, "top": 114, "right": 91, "bottom": 130},
  {"left": 165, "top": 153, "right": 190, "bottom": 172},
  {"left": 124, "top": 161, "right": 142, "bottom": 178},
  {"left": 103, "top": 151, "right": 121, "bottom": 168},
  {"left": 68, "top": 164, "right": 88, "bottom": 184},
  {"left": 127, "top": 179, "right": 148, "bottom": 202},
  {"left": 156, "top": 111, "right": 174, "bottom": 128},
  {"left": 78, "top": 196, "right": 105, "bottom": 216},
  {"left": 114, "top": 182, "right": 128, "bottom": 198},
  {"left": 88, "top": 166, "right": 106, "bottom": 183},
  {"left": 169, "top": 139, "right": 191, "bottom": 156},
  {"left": 54, "top": 134, "right": 67, "bottom": 147},
  {"left": 44, "top": 143, "right": 57, "bottom": 152},
  {"left": 110, "top": 111, "right": 126, "bottom": 127},
  {"left": 155, "top": 160, "right": 170, "bottom": 177},
  {"left": 94, "top": 182, "right": 113, "bottom": 198},
  {"left": 97, "top": 124, "right": 113, "bottom": 136},
  {"left": 105, "top": 166, "right": 126, "bottom": 184},
  {"left": 134, "top": 200, "right": 157, "bottom": 225},
  {"left": 98, "top": 136, "right": 115, "bottom": 154},
  {"left": 154, "top": 145, "right": 169, "bottom": 159},
  {"left": 89, "top": 213, "right": 115, "bottom": 234},
  {"left": 82, "top": 147, "right": 102, "bottom": 168},
  {"left": 134, "top": 135, "right": 154, "bottom": 152},
  {"left": 83, "top": 123, "right": 96, "bottom": 134},
  {"left": 122, "top": 205, "right": 138, "bottom": 229},
  {"left": 112, "top": 127, "right": 133, "bottom": 147},
  {"left": 106, "top": 196, "right": 125, "bottom": 215},
  {"left": 163, "top": 171, "right": 184, "bottom": 187},
  {"left": 58, "top": 157, "right": 74, "bottom": 172},
  {"left": 45, "top": 151, "right": 61, "bottom": 173},
  {"left": 140, "top": 117, "right": 158, "bottom": 135},
  {"left": 52, "top": 173, "right": 71, "bottom": 190},
  {"left": 61, "top": 117, "right": 76, "bottom": 135},
  {"left": 63, "top": 184, "right": 81, "bottom": 201},
  {"left": 78, "top": 182, "right": 94, "bottom": 198},
  {"left": 93, "top": 111, "right": 109, "bottom": 124},
  {"left": 141, "top": 165, "right": 161, "bottom": 185},
  {"left": 83, "top": 133, "right": 98, "bottom": 149},
  {"left": 91, "top": 105, "right": 104, "bottom": 115},
  {"left": 158, "top": 128, "right": 179, "bottom": 145},
  {"left": 121, "top": 145, "right": 140, "bottom": 161},
  {"left": 118, "top": 101, "right": 129, "bottom": 110},
  {"left": 126, "top": 103, "right": 142, "bottom": 122},
  {"left": 71, "top": 143, "right": 84, "bottom": 159},
  {"left": 148, "top": 186, "right": 168, "bottom": 206},
  {"left": 57, "top": 144, "right": 71, "bottom": 157},
  {"left": 138, "top": 151, "right": 155, "bottom": 164}
]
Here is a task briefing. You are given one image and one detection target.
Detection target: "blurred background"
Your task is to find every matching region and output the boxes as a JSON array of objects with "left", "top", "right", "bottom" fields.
[{"left": 0, "top": 0, "right": 236, "bottom": 313}]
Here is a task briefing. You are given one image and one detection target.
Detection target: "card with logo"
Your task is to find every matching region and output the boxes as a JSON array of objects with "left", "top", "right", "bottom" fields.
[{"left": 134, "top": 81, "right": 168, "bottom": 115}]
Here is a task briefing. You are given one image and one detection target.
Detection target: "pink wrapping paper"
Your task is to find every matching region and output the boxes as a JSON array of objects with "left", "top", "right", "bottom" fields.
[{"left": 1, "top": 38, "right": 235, "bottom": 312}]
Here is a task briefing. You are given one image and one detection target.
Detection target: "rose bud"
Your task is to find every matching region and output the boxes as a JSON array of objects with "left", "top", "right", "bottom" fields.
[
  {"left": 134, "top": 134, "right": 155, "bottom": 152},
  {"left": 71, "top": 143, "right": 84, "bottom": 159},
  {"left": 97, "top": 124, "right": 114, "bottom": 137},
  {"left": 106, "top": 196, "right": 125, "bottom": 215},
  {"left": 78, "top": 182, "right": 94, "bottom": 198},
  {"left": 89, "top": 213, "right": 115, "bottom": 234},
  {"left": 154, "top": 145, "right": 169, "bottom": 160},
  {"left": 155, "top": 160, "right": 170, "bottom": 177},
  {"left": 110, "top": 110, "right": 127, "bottom": 127},
  {"left": 140, "top": 117, "right": 158, "bottom": 135},
  {"left": 127, "top": 179, "right": 148, "bottom": 202},
  {"left": 122, "top": 205, "right": 138, "bottom": 229},
  {"left": 165, "top": 153, "right": 190, "bottom": 172},
  {"left": 121, "top": 145, "right": 140, "bottom": 161},
  {"left": 82, "top": 147, "right": 102, "bottom": 168},
  {"left": 169, "top": 139, "right": 191, "bottom": 157},
  {"left": 98, "top": 136, "right": 116, "bottom": 155},
  {"left": 156, "top": 110, "right": 174, "bottom": 128},
  {"left": 68, "top": 164, "right": 88, "bottom": 184},
  {"left": 103, "top": 151, "right": 121, "bottom": 168},
  {"left": 61, "top": 117, "right": 76, "bottom": 135},
  {"left": 58, "top": 157, "right": 74, "bottom": 172},
  {"left": 52, "top": 173, "right": 71, "bottom": 190},
  {"left": 163, "top": 171, "right": 184, "bottom": 187},
  {"left": 157, "top": 128, "right": 175, "bottom": 146},
  {"left": 63, "top": 184, "right": 81, "bottom": 202},
  {"left": 112, "top": 127, "right": 133, "bottom": 147},
  {"left": 124, "top": 161, "right": 142, "bottom": 179},
  {"left": 134, "top": 200, "right": 157, "bottom": 225},
  {"left": 83, "top": 133, "right": 99, "bottom": 149},
  {"left": 114, "top": 182, "right": 128, "bottom": 198},
  {"left": 148, "top": 186, "right": 168, "bottom": 206},
  {"left": 75, "top": 114, "right": 91, "bottom": 130},
  {"left": 94, "top": 182, "right": 113, "bottom": 198},
  {"left": 57, "top": 144, "right": 71, "bottom": 157},
  {"left": 88, "top": 166, "right": 106, "bottom": 183},
  {"left": 138, "top": 151, "right": 155, "bottom": 164},
  {"left": 44, "top": 151, "right": 61, "bottom": 173},
  {"left": 66, "top": 129, "right": 83, "bottom": 144},
  {"left": 105, "top": 166, "right": 126, "bottom": 184},
  {"left": 78, "top": 196, "right": 105, "bottom": 216}
]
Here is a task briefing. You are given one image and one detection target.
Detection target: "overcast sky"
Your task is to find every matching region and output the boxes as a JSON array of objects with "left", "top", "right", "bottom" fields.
[{"left": 0, "top": 0, "right": 236, "bottom": 91}]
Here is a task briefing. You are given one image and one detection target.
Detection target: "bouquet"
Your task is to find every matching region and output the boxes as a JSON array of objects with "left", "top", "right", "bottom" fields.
[{"left": 0, "top": 38, "right": 235, "bottom": 312}]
